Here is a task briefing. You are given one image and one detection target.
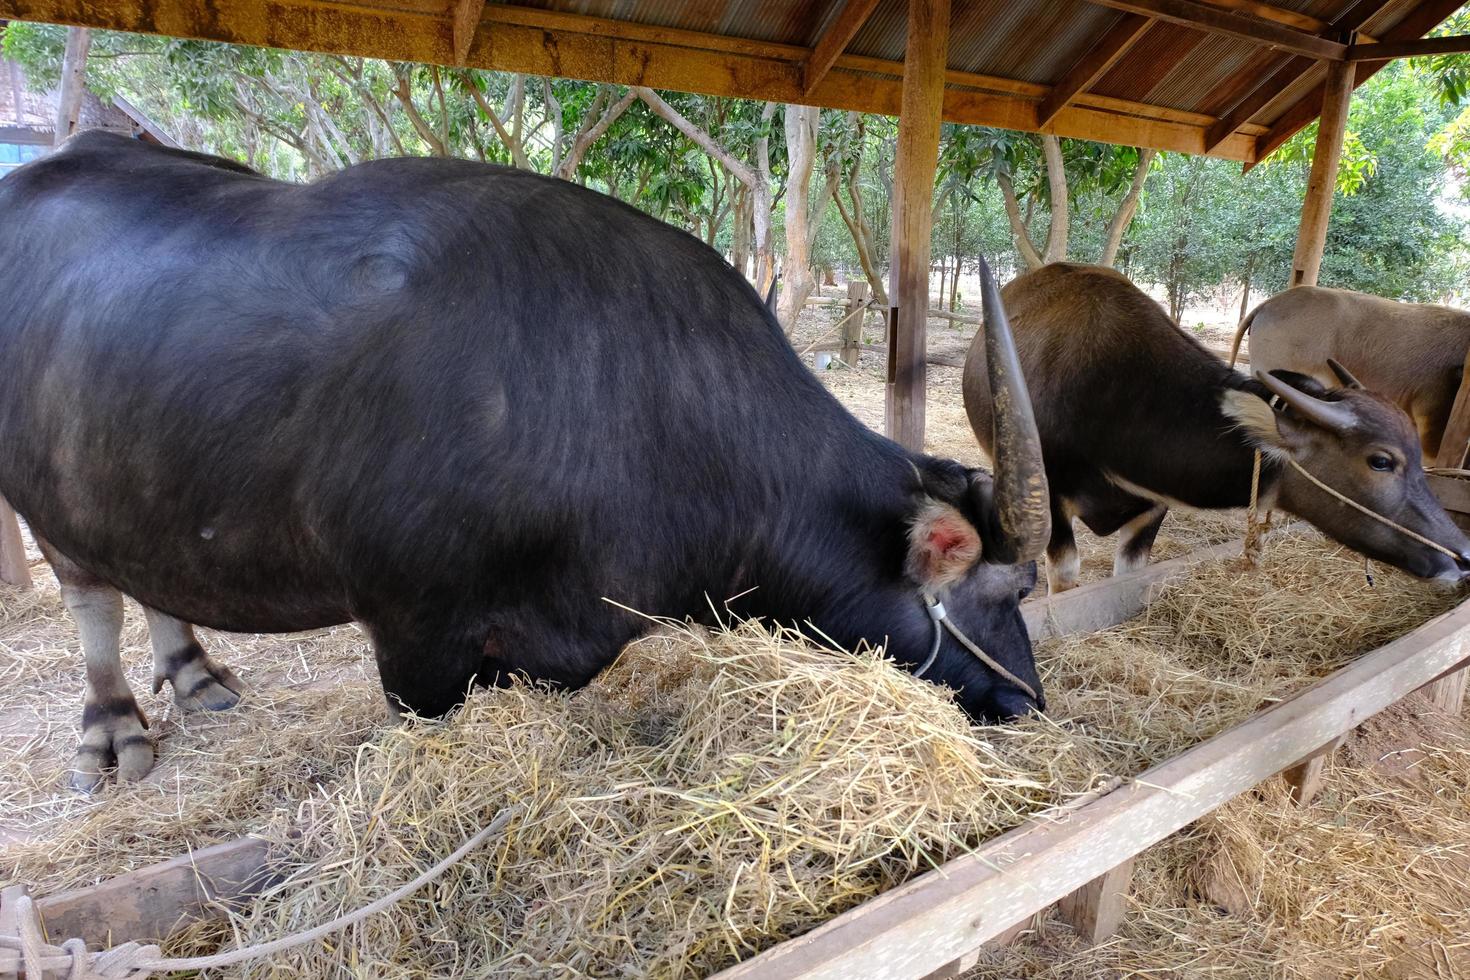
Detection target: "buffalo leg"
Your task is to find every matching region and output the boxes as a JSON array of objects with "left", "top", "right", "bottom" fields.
[
  {"left": 1113, "top": 505, "right": 1167, "bottom": 576},
  {"left": 1046, "top": 499, "right": 1080, "bottom": 595},
  {"left": 37, "top": 541, "right": 153, "bottom": 791},
  {"left": 143, "top": 608, "right": 242, "bottom": 712}
]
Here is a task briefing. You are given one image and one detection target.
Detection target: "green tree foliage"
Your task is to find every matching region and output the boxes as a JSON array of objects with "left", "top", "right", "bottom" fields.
[{"left": 5, "top": 23, "right": 1468, "bottom": 310}]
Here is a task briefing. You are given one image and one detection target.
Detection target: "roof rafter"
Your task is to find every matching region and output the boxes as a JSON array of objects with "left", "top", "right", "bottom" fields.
[
  {"left": 1347, "top": 34, "right": 1470, "bottom": 59},
  {"left": 1250, "top": 0, "right": 1468, "bottom": 166},
  {"left": 451, "top": 0, "right": 485, "bottom": 66},
  {"left": 1202, "top": 0, "right": 1395, "bottom": 153},
  {"left": 803, "top": 0, "right": 882, "bottom": 96},
  {"left": 1080, "top": 0, "right": 1347, "bottom": 60},
  {"left": 1037, "top": 13, "right": 1155, "bottom": 128}
]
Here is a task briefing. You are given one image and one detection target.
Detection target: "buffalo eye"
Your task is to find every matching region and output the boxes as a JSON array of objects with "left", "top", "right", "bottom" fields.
[{"left": 1368, "top": 453, "right": 1395, "bottom": 472}]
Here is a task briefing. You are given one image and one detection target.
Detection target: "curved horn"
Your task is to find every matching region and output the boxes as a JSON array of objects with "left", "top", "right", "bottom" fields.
[
  {"left": 764, "top": 276, "right": 778, "bottom": 314},
  {"left": 1326, "top": 358, "right": 1363, "bottom": 390},
  {"left": 1255, "top": 370, "right": 1358, "bottom": 433},
  {"left": 980, "top": 257, "right": 1050, "bottom": 564}
]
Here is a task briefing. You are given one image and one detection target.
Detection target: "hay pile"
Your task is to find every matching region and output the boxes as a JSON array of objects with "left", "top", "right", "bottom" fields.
[
  {"left": 150, "top": 531, "right": 1462, "bottom": 977},
  {"left": 2, "top": 529, "right": 1463, "bottom": 977},
  {"left": 168, "top": 622, "right": 1087, "bottom": 978},
  {"left": 968, "top": 697, "right": 1470, "bottom": 979}
]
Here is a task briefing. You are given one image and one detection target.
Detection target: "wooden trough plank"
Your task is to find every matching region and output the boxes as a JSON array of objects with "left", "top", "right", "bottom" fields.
[
  {"left": 0, "top": 885, "right": 25, "bottom": 979},
  {"left": 1057, "top": 856, "right": 1134, "bottom": 943},
  {"left": 1022, "top": 536, "right": 1246, "bottom": 643},
  {"left": 713, "top": 598, "right": 1470, "bottom": 980},
  {"left": 1279, "top": 734, "right": 1345, "bottom": 806},
  {"left": 1, "top": 554, "right": 1217, "bottom": 953},
  {"left": 34, "top": 835, "right": 274, "bottom": 947}
]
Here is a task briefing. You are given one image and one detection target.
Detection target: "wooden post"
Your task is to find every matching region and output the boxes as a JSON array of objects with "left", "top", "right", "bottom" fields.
[
  {"left": 0, "top": 496, "right": 30, "bottom": 589},
  {"left": 1434, "top": 347, "right": 1470, "bottom": 471},
  {"left": 885, "top": 0, "right": 949, "bottom": 451},
  {"left": 1425, "top": 667, "right": 1467, "bottom": 714},
  {"left": 1426, "top": 353, "right": 1470, "bottom": 713},
  {"left": 843, "top": 281, "right": 869, "bottom": 367},
  {"left": 0, "top": 885, "right": 24, "bottom": 980},
  {"left": 1280, "top": 734, "right": 1343, "bottom": 805},
  {"left": 1058, "top": 857, "right": 1134, "bottom": 943},
  {"left": 1289, "top": 58, "right": 1353, "bottom": 288}
]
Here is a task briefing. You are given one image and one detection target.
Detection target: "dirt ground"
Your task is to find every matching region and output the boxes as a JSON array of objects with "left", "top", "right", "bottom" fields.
[{"left": 0, "top": 292, "right": 1464, "bottom": 978}]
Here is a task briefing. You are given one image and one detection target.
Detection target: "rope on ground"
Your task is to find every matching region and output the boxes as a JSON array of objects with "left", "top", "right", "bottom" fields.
[{"left": 1, "top": 805, "right": 521, "bottom": 979}]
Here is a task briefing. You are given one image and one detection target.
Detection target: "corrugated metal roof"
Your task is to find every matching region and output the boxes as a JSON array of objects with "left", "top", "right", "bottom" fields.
[{"left": 491, "top": 0, "right": 1461, "bottom": 158}]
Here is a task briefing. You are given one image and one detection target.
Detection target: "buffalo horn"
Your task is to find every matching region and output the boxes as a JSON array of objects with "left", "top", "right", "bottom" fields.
[
  {"left": 764, "top": 276, "right": 778, "bottom": 314},
  {"left": 1326, "top": 358, "right": 1363, "bottom": 390},
  {"left": 1255, "top": 370, "right": 1358, "bottom": 433},
  {"left": 980, "top": 257, "right": 1050, "bottom": 564}
]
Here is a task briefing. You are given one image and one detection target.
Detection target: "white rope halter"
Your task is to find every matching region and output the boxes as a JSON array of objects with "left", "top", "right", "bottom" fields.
[{"left": 913, "top": 593, "right": 1039, "bottom": 703}]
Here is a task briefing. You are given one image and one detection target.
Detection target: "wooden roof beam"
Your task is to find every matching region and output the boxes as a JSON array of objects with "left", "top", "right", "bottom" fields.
[
  {"left": 451, "top": 0, "right": 485, "bottom": 66},
  {"left": 1201, "top": 0, "right": 1394, "bottom": 153},
  {"left": 1080, "top": 0, "right": 1346, "bottom": 60},
  {"left": 1347, "top": 34, "right": 1470, "bottom": 60},
  {"left": 1037, "top": 13, "right": 1154, "bottom": 129},
  {"left": 804, "top": 0, "right": 882, "bottom": 96},
  {"left": 1201, "top": 0, "right": 1374, "bottom": 41},
  {"left": 0, "top": 0, "right": 1260, "bottom": 158},
  {"left": 1250, "top": 0, "right": 1468, "bottom": 167}
]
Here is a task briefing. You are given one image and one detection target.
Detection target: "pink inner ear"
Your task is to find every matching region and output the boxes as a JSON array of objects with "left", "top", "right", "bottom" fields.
[{"left": 929, "top": 521, "right": 972, "bottom": 557}]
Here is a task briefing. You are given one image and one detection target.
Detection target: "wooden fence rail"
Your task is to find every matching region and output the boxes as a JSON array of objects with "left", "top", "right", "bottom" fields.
[{"left": 715, "top": 598, "right": 1470, "bottom": 979}]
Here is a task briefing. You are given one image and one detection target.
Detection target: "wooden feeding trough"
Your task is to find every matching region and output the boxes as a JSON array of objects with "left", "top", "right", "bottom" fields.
[{"left": 3, "top": 535, "right": 1465, "bottom": 978}]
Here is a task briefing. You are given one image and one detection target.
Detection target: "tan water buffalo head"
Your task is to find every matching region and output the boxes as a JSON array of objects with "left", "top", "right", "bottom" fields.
[{"left": 1224, "top": 362, "right": 1470, "bottom": 583}]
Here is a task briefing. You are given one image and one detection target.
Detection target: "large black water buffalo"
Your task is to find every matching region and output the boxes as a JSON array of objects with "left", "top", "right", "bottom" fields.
[
  {"left": 0, "top": 132, "right": 1050, "bottom": 791},
  {"left": 963, "top": 263, "right": 1470, "bottom": 594}
]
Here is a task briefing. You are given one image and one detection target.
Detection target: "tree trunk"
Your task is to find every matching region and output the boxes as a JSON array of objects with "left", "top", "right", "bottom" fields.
[
  {"left": 636, "top": 88, "right": 773, "bottom": 290},
  {"left": 1238, "top": 255, "right": 1255, "bottom": 325},
  {"left": 392, "top": 68, "right": 448, "bottom": 156},
  {"left": 776, "top": 104, "right": 820, "bottom": 334},
  {"left": 464, "top": 72, "right": 530, "bottom": 169},
  {"left": 1041, "top": 134, "right": 1069, "bottom": 264},
  {"left": 52, "top": 27, "right": 92, "bottom": 148},
  {"left": 554, "top": 88, "right": 635, "bottom": 179},
  {"left": 1098, "top": 147, "right": 1155, "bottom": 267},
  {"left": 835, "top": 184, "right": 888, "bottom": 306},
  {"left": 997, "top": 172, "right": 1044, "bottom": 271},
  {"left": 731, "top": 184, "right": 750, "bottom": 276}
]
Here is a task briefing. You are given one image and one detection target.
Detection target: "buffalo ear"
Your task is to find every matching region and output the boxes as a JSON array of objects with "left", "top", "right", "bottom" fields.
[
  {"left": 907, "top": 498, "right": 982, "bottom": 590},
  {"left": 1220, "top": 388, "right": 1293, "bottom": 453}
]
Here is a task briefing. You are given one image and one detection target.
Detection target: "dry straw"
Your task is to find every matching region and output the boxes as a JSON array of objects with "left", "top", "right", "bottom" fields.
[{"left": 2, "top": 528, "right": 1464, "bottom": 977}]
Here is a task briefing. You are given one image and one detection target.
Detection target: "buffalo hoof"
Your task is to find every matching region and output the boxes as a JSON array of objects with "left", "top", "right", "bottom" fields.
[
  {"left": 70, "top": 708, "right": 153, "bottom": 792},
  {"left": 154, "top": 645, "right": 243, "bottom": 712}
]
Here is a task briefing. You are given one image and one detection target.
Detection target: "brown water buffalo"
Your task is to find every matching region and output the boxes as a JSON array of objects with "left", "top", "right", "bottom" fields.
[
  {"left": 964, "top": 264, "right": 1470, "bottom": 594},
  {"left": 1228, "top": 286, "right": 1470, "bottom": 461}
]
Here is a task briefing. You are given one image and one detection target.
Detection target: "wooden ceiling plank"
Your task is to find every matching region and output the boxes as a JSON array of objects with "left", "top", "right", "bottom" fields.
[
  {"left": 804, "top": 0, "right": 882, "bottom": 95},
  {"left": 1081, "top": 0, "right": 1346, "bottom": 60},
  {"left": 1250, "top": 0, "right": 1468, "bottom": 167},
  {"left": 1037, "top": 13, "right": 1154, "bottom": 128},
  {"left": 1202, "top": 0, "right": 1395, "bottom": 153}
]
